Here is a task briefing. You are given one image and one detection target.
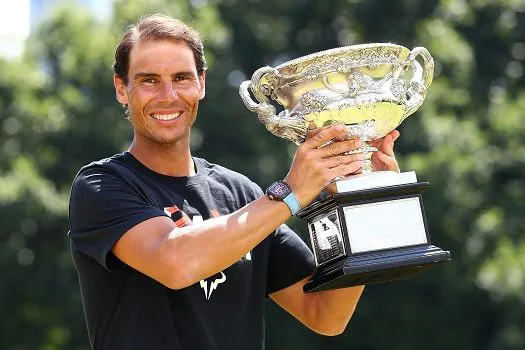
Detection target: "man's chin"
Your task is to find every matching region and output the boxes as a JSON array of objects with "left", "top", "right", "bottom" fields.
[
  {"left": 149, "top": 133, "right": 189, "bottom": 146},
  {"left": 132, "top": 127, "right": 190, "bottom": 146}
]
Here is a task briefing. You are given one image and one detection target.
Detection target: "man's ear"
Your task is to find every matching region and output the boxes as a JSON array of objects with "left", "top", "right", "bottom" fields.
[
  {"left": 114, "top": 75, "right": 129, "bottom": 104},
  {"left": 198, "top": 71, "right": 206, "bottom": 100}
]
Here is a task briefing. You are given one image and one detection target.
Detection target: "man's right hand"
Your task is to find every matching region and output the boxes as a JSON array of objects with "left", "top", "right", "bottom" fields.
[{"left": 284, "top": 124, "right": 364, "bottom": 208}]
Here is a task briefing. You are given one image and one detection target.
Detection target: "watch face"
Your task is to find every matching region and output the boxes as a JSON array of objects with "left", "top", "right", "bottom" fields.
[{"left": 269, "top": 181, "right": 291, "bottom": 199}]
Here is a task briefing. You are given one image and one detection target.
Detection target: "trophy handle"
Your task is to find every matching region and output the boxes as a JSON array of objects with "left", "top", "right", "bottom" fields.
[
  {"left": 403, "top": 47, "right": 434, "bottom": 119},
  {"left": 239, "top": 66, "right": 278, "bottom": 123},
  {"left": 239, "top": 66, "right": 308, "bottom": 144}
]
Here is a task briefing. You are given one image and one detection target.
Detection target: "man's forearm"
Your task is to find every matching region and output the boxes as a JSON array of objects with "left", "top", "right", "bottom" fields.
[
  {"left": 270, "top": 277, "right": 365, "bottom": 337},
  {"left": 313, "top": 285, "right": 365, "bottom": 335}
]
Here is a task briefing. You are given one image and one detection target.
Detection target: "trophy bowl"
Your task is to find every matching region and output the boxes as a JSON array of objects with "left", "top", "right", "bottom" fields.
[{"left": 240, "top": 43, "right": 434, "bottom": 172}]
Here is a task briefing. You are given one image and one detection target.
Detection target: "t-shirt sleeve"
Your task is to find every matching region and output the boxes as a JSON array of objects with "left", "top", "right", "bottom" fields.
[
  {"left": 266, "top": 224, "right": 316, "bottom": 295},
  {"left": 68, "top": 166, "right": 166, "bottom": 271}
]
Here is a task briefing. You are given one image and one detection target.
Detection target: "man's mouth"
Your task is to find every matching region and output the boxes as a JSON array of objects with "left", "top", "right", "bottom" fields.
[{"left": 151, "top": 112, "right": 182, "bottom": 121}]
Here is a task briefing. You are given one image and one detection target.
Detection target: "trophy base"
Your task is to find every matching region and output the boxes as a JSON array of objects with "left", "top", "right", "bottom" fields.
[
  {"left": 297, "top": 180, "right": 451, "bottom": 293},
  {"left": 303, "top": 244, "right": 451, "bottom": 293}
]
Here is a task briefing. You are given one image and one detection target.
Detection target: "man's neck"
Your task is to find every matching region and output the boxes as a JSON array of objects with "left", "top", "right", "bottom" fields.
[{"left": 128, "top": 137, "right": 196, "bottom": 177}]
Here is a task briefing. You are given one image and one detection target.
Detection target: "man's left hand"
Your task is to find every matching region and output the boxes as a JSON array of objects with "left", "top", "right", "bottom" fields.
[{"left": 369, "top": 130, "right": 400, "bottom": 172}]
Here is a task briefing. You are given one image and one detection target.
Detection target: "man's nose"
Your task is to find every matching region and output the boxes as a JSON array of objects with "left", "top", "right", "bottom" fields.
[{"left": 157, "top": 82, "right": 178, "bottom": 102}]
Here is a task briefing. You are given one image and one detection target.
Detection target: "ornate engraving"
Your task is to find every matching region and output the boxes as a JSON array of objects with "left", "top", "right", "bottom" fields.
[
  {"left": 390, "top": 79, "right": 407, "bottom": 100},
  {"left": 346, "top": 120, "right": 377, "bottom": 142},
  {"left": 261, "top": 44, "right": 408, "bottom": 91},
  {"left": 304, "top": 65, "right": 323, "bottom": 80},
  {"left": 298, "top": 91, "right": 330, "bottom": 114}
]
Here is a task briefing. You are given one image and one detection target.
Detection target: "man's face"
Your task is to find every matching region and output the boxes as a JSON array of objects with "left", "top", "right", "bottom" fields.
[{"left": 114, "top": 40, "right": 205, "bottom": 146}]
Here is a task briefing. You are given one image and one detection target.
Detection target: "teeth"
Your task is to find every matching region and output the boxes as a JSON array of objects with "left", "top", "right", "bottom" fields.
[{"left": 152, "top": 112, "right": 181, "bottom": 120}]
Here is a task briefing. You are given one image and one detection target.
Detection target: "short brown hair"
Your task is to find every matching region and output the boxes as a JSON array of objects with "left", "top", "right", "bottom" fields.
[{"left": 113, "top": 14, "right": 207, "bottom": 84}]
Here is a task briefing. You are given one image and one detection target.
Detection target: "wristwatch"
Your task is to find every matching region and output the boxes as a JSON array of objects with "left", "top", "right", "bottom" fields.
[{"left": 266, "top": 181, "right": 302, "bottom": 215}]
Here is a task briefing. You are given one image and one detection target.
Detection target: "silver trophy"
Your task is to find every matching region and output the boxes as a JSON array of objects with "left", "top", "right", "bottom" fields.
[{"left": 240, "top": 43, "right": 450, "bottom": 292}]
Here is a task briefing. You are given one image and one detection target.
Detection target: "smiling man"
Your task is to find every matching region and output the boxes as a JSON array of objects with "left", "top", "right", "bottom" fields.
[{"left": 68, "top": 14, "right": 400, "bottom": 350}]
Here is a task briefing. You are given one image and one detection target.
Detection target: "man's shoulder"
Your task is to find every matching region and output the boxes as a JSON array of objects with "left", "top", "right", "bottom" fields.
[
  {"left": 196, "top": 157, "right": 263, "bottom": 195},
  {"left": 75, "top": 153, "right": 132, "bottom": 177},
  {"left": 196, "top": 157, "right": 252, "bottom": 183},
  {"left": 80, "top": 152, "right": 128, "bottom": 170},
  {"left": 71, "top": 153, "right": 139, "bottom": 193}
]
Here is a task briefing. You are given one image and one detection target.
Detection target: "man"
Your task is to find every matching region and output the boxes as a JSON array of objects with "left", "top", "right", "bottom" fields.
[{"left": 68, "top": 13, "right": 400, "bottom": 350}]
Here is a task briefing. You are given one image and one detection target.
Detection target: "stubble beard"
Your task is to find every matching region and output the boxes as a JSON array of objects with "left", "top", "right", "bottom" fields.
[{"left": 128, "top": 110, "right": 192, "bottom": 147}]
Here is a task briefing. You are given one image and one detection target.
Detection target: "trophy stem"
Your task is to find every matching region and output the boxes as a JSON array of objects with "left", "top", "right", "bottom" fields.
[{"left": 359, "top": 141, "right": 377, "bottom": 174}]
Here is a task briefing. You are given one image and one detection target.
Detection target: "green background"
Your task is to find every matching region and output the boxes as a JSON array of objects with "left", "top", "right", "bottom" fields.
[{"left": 1, "top": 0, "right": 524, "bottom": 349}]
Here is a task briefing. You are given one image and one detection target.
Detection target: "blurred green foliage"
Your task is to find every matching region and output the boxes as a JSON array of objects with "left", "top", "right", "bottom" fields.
[{"left": 0, "top": 0, "right": 524, "bottom": 349}]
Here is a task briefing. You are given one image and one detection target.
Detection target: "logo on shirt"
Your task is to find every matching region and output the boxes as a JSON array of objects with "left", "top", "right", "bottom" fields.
[
  {"left": 164, "top": 206, "right": 250, "bottom": 300},
  {"left": 164, "top": 205, "right": 192, "bottom": 227},
  {"left": 199, "top": 271, "right": 226, "bottom": 300}
]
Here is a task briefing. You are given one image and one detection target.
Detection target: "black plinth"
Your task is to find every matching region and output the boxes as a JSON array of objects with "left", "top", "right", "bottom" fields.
[{"left": 297, "top": 182, "right": 451, "bottom": 293}]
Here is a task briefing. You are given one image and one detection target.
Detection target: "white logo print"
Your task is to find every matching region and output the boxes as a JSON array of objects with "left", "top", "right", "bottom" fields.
[{"left": 200, "top": 272, "right": 226, "bottom": 300}]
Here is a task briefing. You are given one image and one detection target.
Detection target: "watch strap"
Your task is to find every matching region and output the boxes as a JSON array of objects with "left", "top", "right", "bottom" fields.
[{"left": 283, "top": 192, "right": 301, "bottom": 216}]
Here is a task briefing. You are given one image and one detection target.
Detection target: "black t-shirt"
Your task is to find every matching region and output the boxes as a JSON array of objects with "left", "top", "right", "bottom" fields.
[{"left": 68, "top": 152, "right": 316, "bottom": 350}]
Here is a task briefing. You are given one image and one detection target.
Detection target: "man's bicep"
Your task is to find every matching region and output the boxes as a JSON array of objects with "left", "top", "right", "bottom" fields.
[{"left": 112, "top": 216, "right": 179, "bottom": 288}]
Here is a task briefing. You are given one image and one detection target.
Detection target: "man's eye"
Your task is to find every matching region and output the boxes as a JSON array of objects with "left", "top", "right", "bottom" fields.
[
  {"left": 143, "top": 78, "right": 157, "bottom": 84},
  {"left": 174, "top": 76, "right": 189, "bottom": 82}
]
